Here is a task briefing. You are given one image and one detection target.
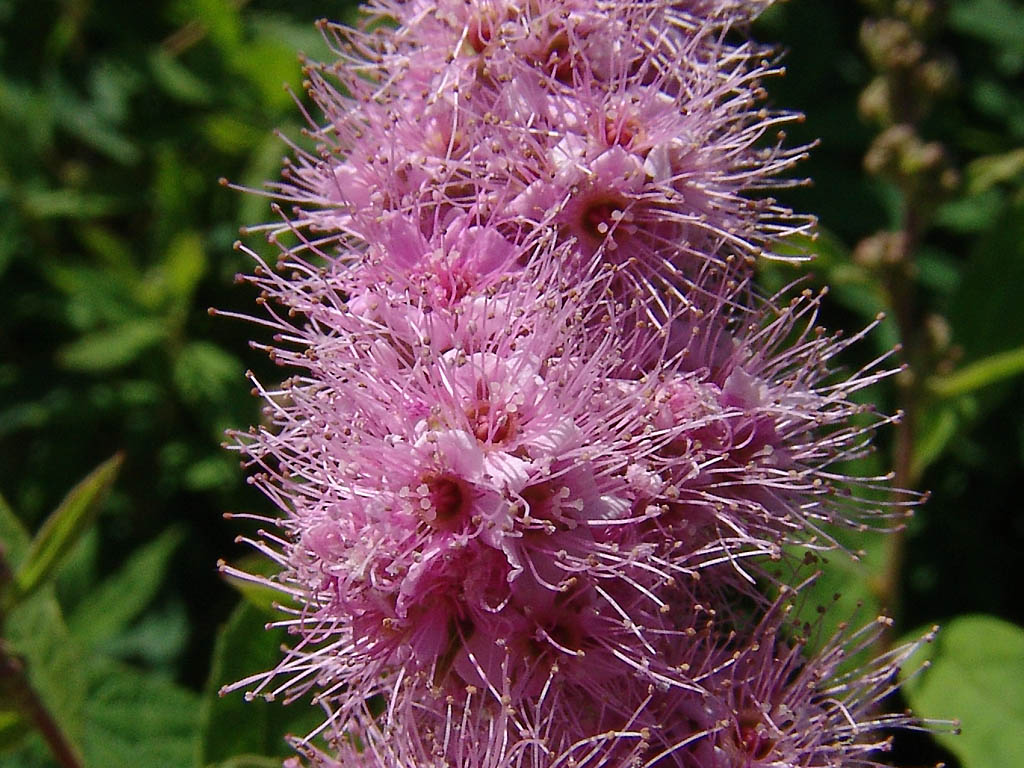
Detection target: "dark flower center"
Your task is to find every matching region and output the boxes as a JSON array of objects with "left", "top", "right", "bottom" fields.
[
  {"left": 736, "top": 711, "right": 775, "bottom": 762},
  {"left": 424, "top": 474, "right": 469, "bottom": 530},
  {"left": 580, "top": 196, "right": 626, "bottom": 242},
  {"left": 605, "top": 113, "right": 642, "bottom": 148},
  {"left": 466, "top": 400, "right": 518, "bottom": 444}
]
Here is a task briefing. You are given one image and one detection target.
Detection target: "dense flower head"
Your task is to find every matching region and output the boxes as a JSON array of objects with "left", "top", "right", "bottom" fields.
[
  {"left": 261, "top": 0, "right": 813, "bottom": 303},
  {"left": 223, "top": 0, "right": 929, "bottom": 766},
  {"left": 223, "top": 229, "right": 912, "bottom": 753},
  {"left": 282, "top": 591, "right": 933, "bottom": 768}
]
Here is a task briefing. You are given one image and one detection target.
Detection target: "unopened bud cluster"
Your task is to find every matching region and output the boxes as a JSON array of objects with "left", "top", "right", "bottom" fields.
[{"left": 223, "top": 2, "right": 930, "bottom": 766}]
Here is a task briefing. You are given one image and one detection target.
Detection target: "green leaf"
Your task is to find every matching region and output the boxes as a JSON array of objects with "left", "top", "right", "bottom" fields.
[
  {"left": 927, "top": 346, "right": 1024, "bottom": 399},
  {"left": 80, "top": 657, "right": 200, "bottom": 768},
  {"left": 201, "top": 113, "right": 265, "bottom": 154},
  {"left": 184, "top": 455, "right": 238, "bottom": 491},
  {"left": 934, "top": 188, "right": 1005, "bottom": 233},
  {"left": 49, "top": 80, "right": 140, "bottom": 165},
  {"left": 950, "top": 200, "right": 1024, "bottom": 361},
  {"left": 0, "top": 507, "right": 73, "bottom": 756},
  {"left": 58, "top": 320, "right": 167, "bottom": 371},
  {"left": 148, "top": 49, "right": 213, "bottom": 105},
  {"left": 68, "top": 527, "right": 184, "bottom": 650},
  {"left": 0, "top": 709, "right": 28, "bottom": 753},
  {"left": 222, "top": 554, "right": 284, "bottom": 617},
  {"left": 48, "top": 264, "right": 141, "bottom": 329},
  {"left": 151, "top": 230, "right": 206, "bottom": 306},
  {"left": 910, "top": 404, "right": 960, "bottom": 483},
  {"left": 10, "top": 454, "right": 123, "bottom": 607},
  {"left": 180, "top": 0, "right": 243, "bottom": 53},
  {"left": 198, "top": 602, "right": 324, "bottom": 765},
  {"left": 0, "top": 492, "right": 30, "bottom": 567},
  {"left": 21, "top": 188, "right": 127, "bottom": 220},
  {"left": 173, "top": 341, "right": 242, "bottom": 408},
  {"left": 789, "top": 529, "right": 886, "bottom": 656},
  {"left": 3, "top": 587, "right": 88, "bottom": 758},
  {"left": 965, "top": 148, "right": 1024, "bottom": 195},
  {"left": 55, "top": 527, "right": 99, "bottom": 615},
  {"left": 900, "top": 615, "right": 1024, "bottom": 768},
  {"left": 97, "top": 600, "right": 190, "bottom": 667},
  {"left": 229, "top": 35, "right": 303, "bottom": 111},
  {"left": 949, "top": 0, "right": 1024, "bottom": 58}
]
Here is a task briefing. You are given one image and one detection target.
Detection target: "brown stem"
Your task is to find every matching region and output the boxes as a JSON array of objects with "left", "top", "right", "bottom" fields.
[
  {"left": 0, "top": 646, "right": 83, "bottom": 768},
  {"left": 0, "top": 547, "right": 83, "bottom": 768},
  {"left": 876, "top": 207, "right": 924, "bottom": 636}
]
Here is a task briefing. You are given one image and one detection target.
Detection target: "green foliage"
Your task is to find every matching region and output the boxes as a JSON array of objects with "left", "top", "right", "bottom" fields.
[
  {"left": 900, "top": 616, "right": 1024, "bottom": 768},
  {"left": 197, "top": 602, "right": 325, "bottom": 766},
  {"left": 7, "top": 454, "right": 123, "bottom": 608},
  {"left": 68, "top": 526, "right": 185, "bottom": 650},
  {"left": 0, "top": 490, "right": 200, "bottom": 768}
]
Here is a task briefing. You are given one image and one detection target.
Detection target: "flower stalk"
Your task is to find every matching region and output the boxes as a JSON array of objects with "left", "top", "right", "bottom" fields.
[{"left": 856, "top": 0, "right": 958, "bottom": 629}]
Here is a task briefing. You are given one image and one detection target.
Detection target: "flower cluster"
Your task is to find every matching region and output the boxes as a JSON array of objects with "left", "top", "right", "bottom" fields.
[{"left": 223, "top": 1, "right": 927, "bottom": 766}]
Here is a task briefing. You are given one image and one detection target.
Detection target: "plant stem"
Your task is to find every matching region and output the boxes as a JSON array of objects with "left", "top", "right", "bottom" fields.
[
  {"left": 0, "top": 547, "right": 83, "bottom": 768},
  {"left": 0, "top": 646, "right": 84, "bottom": 768},
  {"left": 876, "top": 206, "right": 923, "bottom": 636}
]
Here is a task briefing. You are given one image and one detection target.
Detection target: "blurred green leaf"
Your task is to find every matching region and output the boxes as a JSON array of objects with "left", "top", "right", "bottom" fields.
[
  {"left": 98, "top": 600, "right": 190, "bottom": 667},
  {"left": 166, "top": 230, "right": 207, "bottom": 302},
  {"left": 49, "top": 81, "right": 140, "bottom": 165},
  {"left": 21, "top": 188, "right": 127, "bottom": 220},
  {"left": 180, "top": 0, "right": 244, "bottom": 53},
  {"left": 55, "top": 527, "right": 99, "bottom": 615},
  {"left": 950, "top": 0, "right": 1024, "bottom": 58},
  {"left": 0, "top": 709, "right": 28, "bottom": 753},
  {"left": 0, "top": 489, "right": 30, "bottom": 751},
  {"left": 222, "top": 554, "right": 283, "bottom": 617},
  {"left": 174, "top": 341, "right": 242, "bottom": 407},
  {"left": 201, "top": 113, "right": 265, "bottom": 155},
  {"left": 790, "top": 528, "right": 886, "bottom": 657},
  {"left": 950, "top": 200, "right": 1024, "bottom": 361},
  {"left": 0, "top": 493, "right": 29, "bottom": 566},
  {"left": 249, "top": 13, "right": 332, "bottom": 60},
  {"left": 151, "top": 142, "right": 205, "bottom": 249},
  {"left": 76, "top": 224, "right": 137, "bottom": 277},
  {"left": 239, "top": 129, "right": 296, "bottom": 224},
  {"left": 911, "top": 404, "right": 960, "bottom": 483},
  {"left": 3, "top": 587, "right": 88, "bottom": 758},
  {"left": 48, "top": 264, "right": 141, "bottom": 329},
  {"left": 934, "top": 188, "right": 1005, "bottom": 233},
  {"left": 184, "top": 454, "right": 238, "bottom": 492},
  {"left": 915, "top": 247, "right": 961, "bottom": 296},
  {"left": 928, "top": 346, "right": 1024, "bottom": 399},
  {"left": 149, "top": 49, "right": 214, "bottom": 104},
  {"left": 198, "top": 602, "right": 324, "bottom": 766},
  {"left": 58, "top": 320, "right": 167, "bottom": 372},
  {"left": 965, "top": 148, "right": 1024, "bottom": 195},
  {"left": 139, "top": 230, "right": 208, "bottom": 311},
  {"left": 900, "top": 614, "right": 1024, "bottom": 768},
  {"left": 80, "top": 656, "right": 200, "bottom": 768},
  {"left": 68, "top": 527, "right": 184, "bottom": 650},
  {"left": 10, "top": 454, "right": 123, "bottom": 607},
  {"left": 229, "top": 35, "right": 302, "bottom": 111}
]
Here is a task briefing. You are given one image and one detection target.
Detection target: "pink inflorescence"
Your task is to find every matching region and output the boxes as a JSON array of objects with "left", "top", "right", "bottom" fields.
[{"left": 221, "top": 1, "right": 929, "bottom": 766}]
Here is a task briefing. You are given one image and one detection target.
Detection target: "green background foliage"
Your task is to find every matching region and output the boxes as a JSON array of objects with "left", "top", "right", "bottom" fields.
[{"left": 0, "top": 1, "right": 1021, "bottom": 766}]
